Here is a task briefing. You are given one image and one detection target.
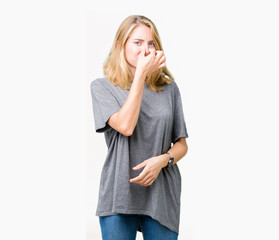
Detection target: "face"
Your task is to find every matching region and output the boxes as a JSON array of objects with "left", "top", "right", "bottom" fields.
[{"left": 124, "top": 24, "right": 156, "bottom": 74}]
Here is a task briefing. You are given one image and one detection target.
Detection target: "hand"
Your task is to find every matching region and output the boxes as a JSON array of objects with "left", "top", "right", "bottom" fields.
[
  {"left": 136, "top": 49, "right": 166, "bottom": 77},
  {"left": 130, "top": 154, "right": 168, "bottom": 186}
]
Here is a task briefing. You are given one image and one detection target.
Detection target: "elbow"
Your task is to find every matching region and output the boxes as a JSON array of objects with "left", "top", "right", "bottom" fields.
[
  {"left": 122, "top": 129, "right": 133, "bottom": 137},
  {"left": 119, "top": 119, "right": 137, "bottom": 136},
  {"left": 183, "top": 141, "right": 189, "bottom": 157},
  {"left": 107, "top": 113, "right": 135, "bottom": 136},
  {"left": 178, "top": 137, "right": 188, "bottom": 157},
  {"left": 184, "top": 144, "right": 188, "bottom": 156},
  {"left": 120, "top": 125, "right": 134, "bottom": 137}
]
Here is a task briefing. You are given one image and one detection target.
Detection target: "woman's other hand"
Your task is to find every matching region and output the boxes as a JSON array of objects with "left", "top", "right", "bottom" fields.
[{"left": 130, "top": 154, "right": 169, "bottom": 186}]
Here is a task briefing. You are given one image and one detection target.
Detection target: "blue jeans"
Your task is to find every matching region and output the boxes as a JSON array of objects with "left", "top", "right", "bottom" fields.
[{"left": 99, "top": 214, "right": 178, "bottom": 240}]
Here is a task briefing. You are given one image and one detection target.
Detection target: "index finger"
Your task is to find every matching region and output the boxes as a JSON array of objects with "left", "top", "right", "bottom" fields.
[
  {"left": 155, "top": 50, "right": 164, "bottom": 58},
  {"left": 149, "top": 48, "right": 156, "bottom": 56},
  {"left": 130, "top": 170, "right": 147, "bottom": 183}
]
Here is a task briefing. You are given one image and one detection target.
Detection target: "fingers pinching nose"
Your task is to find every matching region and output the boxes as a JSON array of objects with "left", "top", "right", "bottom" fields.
[{"left": 149, "top": 48, "right": 155, "bottom": 55}]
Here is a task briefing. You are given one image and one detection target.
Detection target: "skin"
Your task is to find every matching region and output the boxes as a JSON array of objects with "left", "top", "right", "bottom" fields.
[
  {"left": 130, "top": 137, "right": 188, "bottom": 186},
  {"left": 108, "top": 24, "right": 188, "bottom": 186},
  {"left": 124, "top": 24, "right": 162, "bottom": 76}
]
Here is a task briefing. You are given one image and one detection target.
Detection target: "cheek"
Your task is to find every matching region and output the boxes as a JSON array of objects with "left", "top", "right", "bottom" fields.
[
  {"left": 130, "top": 47, "right": 141, "bottom": 57},
  {"left": 125, "top": 46, "right": 140, "bottom": 62}
]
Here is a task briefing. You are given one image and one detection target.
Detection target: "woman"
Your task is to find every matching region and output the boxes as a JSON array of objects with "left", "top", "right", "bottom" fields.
[{"left": 90, "top": 15, "right": 189, "bottom": 240}]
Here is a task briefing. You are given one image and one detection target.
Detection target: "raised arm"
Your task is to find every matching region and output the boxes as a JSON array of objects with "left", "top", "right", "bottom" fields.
[
  {"left": 107, "top": 49, "right": 166, "bottom": 136},
  {"left": 107, "top": 69, "right": 145, "bottom": 136}
]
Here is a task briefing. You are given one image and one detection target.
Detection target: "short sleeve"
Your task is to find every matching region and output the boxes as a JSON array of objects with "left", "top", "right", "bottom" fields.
[
  {"left": 90, "top": 79, "right": 121, "bottom": 133},
  {"left": 172, "top": 83, "right": 189, "bottom": 144}
]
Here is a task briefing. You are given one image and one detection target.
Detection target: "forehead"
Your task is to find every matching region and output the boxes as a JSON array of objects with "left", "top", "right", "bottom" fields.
[{"left": 128, "top": 24, "right": 153, "bottom": 40}]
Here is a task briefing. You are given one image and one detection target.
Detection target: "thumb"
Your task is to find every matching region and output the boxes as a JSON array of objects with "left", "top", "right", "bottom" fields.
[{"left": 133, "top": 161, "right": 147, "bottom": 170}]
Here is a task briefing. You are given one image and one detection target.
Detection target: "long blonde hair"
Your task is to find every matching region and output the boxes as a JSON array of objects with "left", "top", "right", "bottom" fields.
[{"left": 103, "top": 15, "right": 174, "bottom": 92}]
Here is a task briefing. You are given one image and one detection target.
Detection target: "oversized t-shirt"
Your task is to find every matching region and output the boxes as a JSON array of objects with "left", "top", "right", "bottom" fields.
[{"left": 90, "top": 77, "right": 189, "bottom": 234}]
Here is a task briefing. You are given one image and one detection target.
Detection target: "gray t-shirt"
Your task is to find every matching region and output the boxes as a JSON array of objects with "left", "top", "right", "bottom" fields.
[{"left": 90, "top": 77, "right": 189, "bottom": 234}]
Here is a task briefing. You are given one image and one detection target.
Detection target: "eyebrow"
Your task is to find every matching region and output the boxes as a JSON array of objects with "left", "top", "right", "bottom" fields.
[{"left": 133, "top": 38, "right": 154, "bottom": 43}]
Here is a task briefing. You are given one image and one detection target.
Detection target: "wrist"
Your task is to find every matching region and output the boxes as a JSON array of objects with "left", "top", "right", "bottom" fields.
[
  {"left": 135, "top": 67, "right": 147, "bottom": 79},
  {"left": 161, "top": 153, "right": 170, "bottom": 168}
]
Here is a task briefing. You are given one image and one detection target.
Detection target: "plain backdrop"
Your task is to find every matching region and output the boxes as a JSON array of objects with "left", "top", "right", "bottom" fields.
[{"left": 1, "top": 1, "right": 279, "bottom": 240}]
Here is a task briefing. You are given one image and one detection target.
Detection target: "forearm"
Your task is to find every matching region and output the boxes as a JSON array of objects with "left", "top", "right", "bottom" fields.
[
  {"left": 120, "top": 70, "right": 146, "bottom": 131},
  {"left": 108, "top": 70, "right": 146, "bottom": 136},
  {"left": 160, "top": 138, "right": 188, "bottom": 168}
]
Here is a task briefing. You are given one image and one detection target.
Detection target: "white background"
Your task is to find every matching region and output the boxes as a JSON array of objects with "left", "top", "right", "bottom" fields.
[{"left": 1, "top": 1, "right": 279, "bottom": 240}]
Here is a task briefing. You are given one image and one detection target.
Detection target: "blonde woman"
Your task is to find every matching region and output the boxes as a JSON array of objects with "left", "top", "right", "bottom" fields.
[{"left": 90, "top": 15, "right": 189, "bottom": 240}]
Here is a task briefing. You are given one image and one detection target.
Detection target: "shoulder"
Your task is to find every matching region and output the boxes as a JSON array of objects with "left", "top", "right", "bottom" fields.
[
  {"left": 90, "top": 77, "right": 117, "bottom": 95},
  {"left": 170, "top": 80, "right": 180, "bottom": 91},
  {"left": 163, "top": 80, "right": 183, "bottom": 104},
  {"left": 164, "top": 80, "right": 181, "bottom": 95},
  {"left": 90, "top": 77, "right": 109, "bottom": 89},
  {"left": 90, "top": 78, "right": 112, "bottom": 100}
]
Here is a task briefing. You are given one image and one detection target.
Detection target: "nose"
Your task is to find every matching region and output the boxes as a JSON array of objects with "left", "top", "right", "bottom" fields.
[
  {"left": 144, "top": 46, "right": 150, "bottom": 56},
  {"left": 141, "top": 45, "right": 150, "bottom": 56}
]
